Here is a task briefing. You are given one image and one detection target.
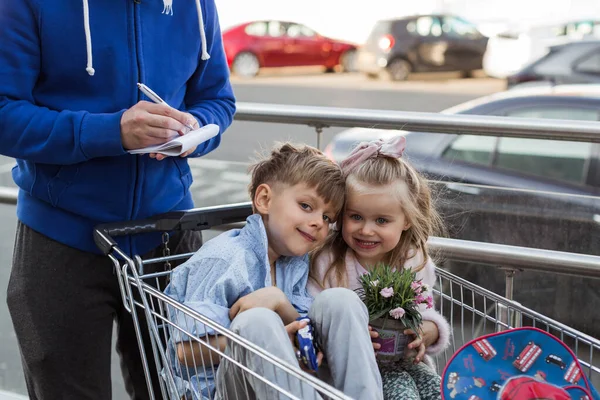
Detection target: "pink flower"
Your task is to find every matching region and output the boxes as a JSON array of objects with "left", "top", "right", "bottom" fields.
[
  {"left": 416, "top": 294, "right": 426, "bottom": 303},
  {"left": 389, "top": 307, "right": 405, "bottom": 319},
  {"left": 426, "top": 295, "right": 434, "bottom": 309},
  {"left": 411, "top": 281, "right": 422, "bottom": 292},
  {"left": 380, "top": 287, "right": 394, "bottom": 298}
]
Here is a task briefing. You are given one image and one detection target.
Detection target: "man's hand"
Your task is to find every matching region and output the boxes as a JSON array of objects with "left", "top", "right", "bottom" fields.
[
  {"left": 120, "top": 100, "right": 198, "bottom": 153},
  {"left": 285, "top": 319, "right": 323, "bottom": 374},
  {"left": 228, "top": 287, "right": 288, "bottom": 321},
  {"left": 150, "top": 112, "right": 200, "bottom": 161},
  {"left": 404, "top": 321, "right": 439, "bottom": 364},
  {"left": 369, "top": 326, "right": 381, "bottom": 352}
]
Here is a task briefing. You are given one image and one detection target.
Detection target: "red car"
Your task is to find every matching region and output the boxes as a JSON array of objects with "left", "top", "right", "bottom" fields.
[{"left": 222, "top": 20, "right": 357, "bottom": 77}]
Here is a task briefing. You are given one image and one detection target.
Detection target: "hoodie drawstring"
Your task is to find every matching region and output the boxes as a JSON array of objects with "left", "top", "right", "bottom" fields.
[
  {"left": 83, "top": 0, "right": 210, "bottom": 77},
  {"left": 194, "top": 0, "right": 210, "bottom": 60},
  {"left": 162, "top": 0, "right": 173, "bottom": 15},
  {"left": 82, "top": 0, "right": 95, "bottom": 76}
]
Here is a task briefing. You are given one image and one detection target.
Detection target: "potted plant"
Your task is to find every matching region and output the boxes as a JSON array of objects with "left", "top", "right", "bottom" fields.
[{"left": 357, "top": 264, "right": 434, "bottom": 363}]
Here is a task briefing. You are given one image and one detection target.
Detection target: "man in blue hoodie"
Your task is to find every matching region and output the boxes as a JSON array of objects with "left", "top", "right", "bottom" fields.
[{"left": 0, "top": 0, "right": 236, "bottom": 398}]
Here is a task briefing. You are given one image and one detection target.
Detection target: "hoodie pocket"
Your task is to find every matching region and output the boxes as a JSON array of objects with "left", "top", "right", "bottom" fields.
[
  {"left": 47, "top": 165, "right": 80, "bottom": 207},
  {"left": 171, "top": 157, "right": 193, "bottom": 196}
]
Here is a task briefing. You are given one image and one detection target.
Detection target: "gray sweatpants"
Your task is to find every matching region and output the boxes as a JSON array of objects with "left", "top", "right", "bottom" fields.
[
  {"left": 7, "top": 221, "right": 202, "bottom": 400},
  {"left": 216, "top": 288, "right": 383, "bottom": 400}
]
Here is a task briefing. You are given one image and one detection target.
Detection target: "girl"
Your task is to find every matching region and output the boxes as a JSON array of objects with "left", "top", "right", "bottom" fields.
[{"left": 308, "top": 136, "right": 450, "bottom": 400}]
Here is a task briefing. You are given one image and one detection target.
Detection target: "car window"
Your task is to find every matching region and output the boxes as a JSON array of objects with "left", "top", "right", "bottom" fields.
[
  {"left": 407, "top": 16, "right": 442, "bottom": 37},
  {"left": 366, "top": 21, "right": 392, "bottom": 45},
  {"left": 443, "top": 135, "right": 496, "bottom": 165},
  {"left": 267, "top": 21, "right": 287, "bottom": 37},
  {"left": 245, "top": 22, "right": 268, "bottom": 37},
  {"left": 287, "top": 24, "right": 316, "bottom": 38},
  {"left": 496, "top": 106, "right": 596, "bottom": 184},
  {"left": 575, "top": 52, "right": 600, "bottom": 75},
  {"left": 440, "top": 16, "right": 480, "bottom": 39},
  {"left": 505, "top": 107, "right": 599, "bottom": 121},
  {"left": 561, "top": 20, "right": 600, "bottom": 38},
  {"left": 495, "top": 138, "right": 592, "bottom": 184}
]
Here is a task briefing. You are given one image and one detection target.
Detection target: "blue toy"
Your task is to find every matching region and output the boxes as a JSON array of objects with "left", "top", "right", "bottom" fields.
[{"left": 295, "top": 317, "right": 319, "bottom": 372}]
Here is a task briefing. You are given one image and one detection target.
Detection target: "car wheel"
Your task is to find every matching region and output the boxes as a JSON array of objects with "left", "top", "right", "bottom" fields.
[
  {"left": 324, "top": 67, "right": 336, "bottom": 73},
  {"left": 387, "top": 59, "right": 411, "bottom": 81},
  {"left": 232, "top": 52, "right": 260, "bottom": 78},
  {"left": 340, "top": 49, "right": 357, "bottom": 72}
]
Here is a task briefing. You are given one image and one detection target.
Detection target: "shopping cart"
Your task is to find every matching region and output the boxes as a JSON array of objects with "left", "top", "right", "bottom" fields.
[
  {"left": 94, "top": 202, "right": 600, "bottom": 399},
  {"left": 94, "top": 203, "right": 351, "bottom": 400},
  {"left": 431, "top": 267, "right": 600, "bottom": 389}
]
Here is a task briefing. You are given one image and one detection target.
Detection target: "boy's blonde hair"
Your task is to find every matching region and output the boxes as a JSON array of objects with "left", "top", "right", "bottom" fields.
[
  {"left": 310, "top": 146, "right": 444, "bottom": 288},
  {"left": 248, "top": 142, "right": 345, "bottom": 217}
]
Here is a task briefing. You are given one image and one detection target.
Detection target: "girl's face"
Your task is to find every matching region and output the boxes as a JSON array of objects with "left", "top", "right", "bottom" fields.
[{"left": 341, "top": 183, "right": 410, "bottom": 268}]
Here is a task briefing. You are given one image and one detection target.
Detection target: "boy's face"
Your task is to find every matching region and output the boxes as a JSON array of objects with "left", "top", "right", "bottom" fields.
[{"left": 256, "top": 183, "right": 337, "bottom": 263}]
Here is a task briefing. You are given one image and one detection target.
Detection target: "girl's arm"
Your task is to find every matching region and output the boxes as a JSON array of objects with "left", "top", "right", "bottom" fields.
[
  {"left": 417, "top": 256, "right": 451, "bottom": 355},
  {"left": 307, "top": 250, "right": 335, "bottom": 296}
]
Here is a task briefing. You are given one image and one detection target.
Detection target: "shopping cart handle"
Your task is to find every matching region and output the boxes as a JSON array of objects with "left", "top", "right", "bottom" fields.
[{"left": 93, "top": 202, "right": 253, "bottom": 255}]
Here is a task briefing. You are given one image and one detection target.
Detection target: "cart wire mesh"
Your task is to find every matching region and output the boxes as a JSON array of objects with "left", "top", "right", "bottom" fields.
[
  {"left": 109, "top": 250, "right": 352, "bottom": 400},
  {"left": 431, "top": 267, "right": 600, "bottom": 389}
]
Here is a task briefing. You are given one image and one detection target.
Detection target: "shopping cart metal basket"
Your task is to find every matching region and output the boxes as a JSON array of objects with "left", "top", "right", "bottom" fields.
[
  {"left": 94, "top": 202, "right": 600, "bottom": 399},
  {"left": 94, "top": 203, "right": 351, "bottom": 400}
]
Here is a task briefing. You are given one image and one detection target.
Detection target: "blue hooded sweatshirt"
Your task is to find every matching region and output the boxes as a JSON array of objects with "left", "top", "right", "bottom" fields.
[{"left": 0, "top": 0, "right": 236, "bottom": 256}]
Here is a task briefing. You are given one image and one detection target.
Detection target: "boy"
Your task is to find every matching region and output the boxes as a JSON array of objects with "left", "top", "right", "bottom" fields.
[{"left": 164, "top": 143, "right": 383, "bottom": 399}]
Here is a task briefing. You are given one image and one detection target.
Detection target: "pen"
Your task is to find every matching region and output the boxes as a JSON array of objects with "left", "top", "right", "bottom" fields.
[{"left": 137, "top": 83, "right": 194, "bottom": 131}]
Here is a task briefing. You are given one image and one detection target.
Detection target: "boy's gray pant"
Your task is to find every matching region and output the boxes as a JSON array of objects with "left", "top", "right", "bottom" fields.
[{"left": 216, "top": 288, "right": 383, "bottom": 400}]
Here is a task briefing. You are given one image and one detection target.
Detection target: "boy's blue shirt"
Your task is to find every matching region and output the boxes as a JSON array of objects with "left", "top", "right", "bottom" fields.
[
  {"left": 0, "top": 0, "right": 235, "bottom": 256},
  {"left": 164, "top": 214, "right": 314, "bottom": 398}
]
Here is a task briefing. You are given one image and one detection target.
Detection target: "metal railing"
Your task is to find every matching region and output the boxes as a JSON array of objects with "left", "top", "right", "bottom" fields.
[
  {"left": 0, "top": 187, "right": 17, "bottom": 205},
  {"left": 235, "top": 102, "right": 600, "bottom": 148},
  {"left": 2, "top": 103, "right": 600, "bottom": 298}
]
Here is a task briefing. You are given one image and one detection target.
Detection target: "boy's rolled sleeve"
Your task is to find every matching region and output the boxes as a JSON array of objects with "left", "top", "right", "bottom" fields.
[
  {"left": 169, "top": 300, "right": 231, "bottom": 343},
  {"left": 164, "top": 257, "right": 247, "bottom": 343}
]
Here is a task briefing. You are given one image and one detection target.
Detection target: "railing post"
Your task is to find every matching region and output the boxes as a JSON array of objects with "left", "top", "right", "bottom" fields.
[
  {"left": 503, "top": 268, "right": 516, "bottom": 301},
  {"left": 499, "top": 267, "right": 521, "bottom": 330},
  {"left": 309, "top": 123, "right": 328, "bottom": 150}
]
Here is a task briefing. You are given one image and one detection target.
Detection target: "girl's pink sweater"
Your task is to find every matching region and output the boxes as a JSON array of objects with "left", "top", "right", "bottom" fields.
[{"left": 308, "top": 249, "right": 451, "bottom": 355}]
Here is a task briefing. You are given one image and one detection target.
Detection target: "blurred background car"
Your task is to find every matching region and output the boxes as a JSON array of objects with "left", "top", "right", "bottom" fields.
[
  {"left": 356, "top": 14, "right": 488, "bottom": 81},
  {"left": 324, "top": 84, "right": 600, "bottom": 336},
  {"left": 506, "top": 40, "right": 600, "bottom": 88},
  {"left": 222, "top": 20, "right": 358, "bottom": 77},
  {"left": 483, "top": 19, "right": 600, "bottom": 79}
]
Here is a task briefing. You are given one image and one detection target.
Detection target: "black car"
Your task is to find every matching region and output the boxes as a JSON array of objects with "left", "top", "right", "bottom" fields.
[
  {"left": 357, "top": 15, "right": 488, "bottom": 81},
  {"left": 546, "top": 354, "right": 567, "bottom": 369},
  {"left": 507, "top": 40, "right": 600, "bottom": 88},
  {"left": 324, "top": 85, "right": 600, "bottom": 337}
]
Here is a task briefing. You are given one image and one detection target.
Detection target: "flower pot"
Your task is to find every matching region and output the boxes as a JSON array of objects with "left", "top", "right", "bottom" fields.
[{"left": 370, "top": 317, "right": 409, "bottom": 363}]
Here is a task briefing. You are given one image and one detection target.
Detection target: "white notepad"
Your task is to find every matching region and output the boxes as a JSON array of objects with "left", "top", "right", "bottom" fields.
[{"left": 128, "top": 124, "right": 219, "bottom": 156}]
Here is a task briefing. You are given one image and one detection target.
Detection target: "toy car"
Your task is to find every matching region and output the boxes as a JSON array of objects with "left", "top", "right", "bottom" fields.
[
  {"left": 296, "top": 317, "right": 319, "bottom": 372},
  {"left": 546, "top": 354, "right": 566, "bottom": 369},
  {"left": 490, "top": 381, "right": 502, "bottom": 392}
]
